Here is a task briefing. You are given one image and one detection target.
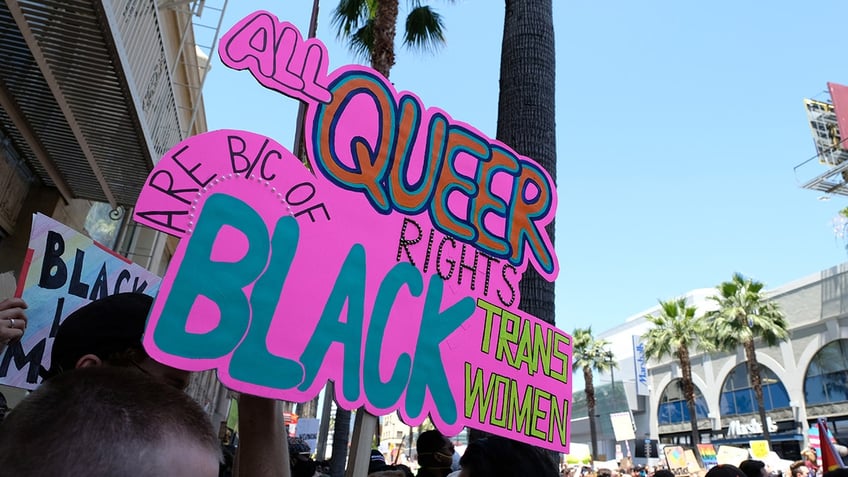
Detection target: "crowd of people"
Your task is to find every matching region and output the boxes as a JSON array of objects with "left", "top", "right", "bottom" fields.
[
  {"left": 0, "top": 293, "right": 563, "bottom": 476},
  {"left": 3, "top": 292, "right": 845, "bottom": 477}
]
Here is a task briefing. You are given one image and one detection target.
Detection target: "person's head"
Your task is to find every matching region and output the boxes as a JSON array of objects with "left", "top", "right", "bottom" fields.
[
  {"left": 417, "top": 430, "right": 454, "bottom": 470},
  {"left": 790, "top": 461, "right": 810, "bottom": 477},
  {"left": 0, "top": 366, "right": 220, "bottom": 477},
  {"left": 653, "top": 470, "right": 675, "bottom": 477},
  {"left": 458, "top": 436, "right": 559, "bottom": 477},
  {"left": 289, "top": 437, "right": 316, "bottom": 477},
  {"left": 42, "top": 292, "right": 189, "bottom": 390},
  {"left": 369, "top": 448, "right": 388, "bottom": 474},
  {"left": 706, "top": 465, "right": 747, "bottom": 477},
  {"left": 740, "top": 460, "right": 769, "bottom": 477},
  {"left": 599, "top": 469, "right": 613, "bottom": 477}
]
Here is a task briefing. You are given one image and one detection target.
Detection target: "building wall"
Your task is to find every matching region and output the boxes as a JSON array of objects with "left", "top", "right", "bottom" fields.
[{"left": 572, "top": 264, "right": 848, "bottom": 462}]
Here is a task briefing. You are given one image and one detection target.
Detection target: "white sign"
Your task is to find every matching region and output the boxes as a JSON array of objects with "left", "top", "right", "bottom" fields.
[
  {"left": 632, "top": 336, "right": 649, "bottom": 396},
  {"left": 610, "top": 411, "right": 636, "bottom": 441},
  {"left": 726, "top": 417, "right": 778, "bottom": 438},
  {"left": 295, "top": 418, "right": 320, "bottom": 452}
]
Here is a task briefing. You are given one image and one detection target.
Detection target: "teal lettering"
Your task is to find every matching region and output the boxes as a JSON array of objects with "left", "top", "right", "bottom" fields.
[
  {"left": 229, "top": 215, "right": 304, "bottom": 388},
  {"left": 154, "top": 194, "right": 267, "bottom": 359},
  {"left": 363, "top": 262, "right": 420, "bottom": 408},
  {"left": 405, "top": 275, "right": 475, "bottom": 424},
  {"left": 297, "top": 244, "right": 367, "bottom": 402}
]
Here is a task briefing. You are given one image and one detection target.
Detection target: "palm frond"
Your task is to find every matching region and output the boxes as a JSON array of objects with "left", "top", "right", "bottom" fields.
[
  {"left": 347, "top": 21, "right": 376, "bottom": 62},
  {"left": 332, "top": 0, "right": 376, "bottom": 38},
  {"left": 402, "top": 6, "right": 447, "bottom": 52}
]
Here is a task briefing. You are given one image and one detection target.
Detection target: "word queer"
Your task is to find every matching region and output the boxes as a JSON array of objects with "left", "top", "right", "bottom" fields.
[{"left": 219, "top": 11, "right": 557, "bottom": 278}]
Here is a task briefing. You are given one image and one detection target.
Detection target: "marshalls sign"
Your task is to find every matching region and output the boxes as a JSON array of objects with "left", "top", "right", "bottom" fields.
[{"left": 133, "top": 11, "right": 572, "bottom": 452}]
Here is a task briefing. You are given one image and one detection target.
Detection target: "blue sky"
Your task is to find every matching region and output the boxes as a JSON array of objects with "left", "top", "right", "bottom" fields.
[{"left": 202, "top": 0, "right": 848, "bottom": 335}]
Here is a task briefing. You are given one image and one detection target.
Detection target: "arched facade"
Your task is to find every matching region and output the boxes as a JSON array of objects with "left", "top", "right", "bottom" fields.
[
  {"left": 804, "top": 339, "right": 848, "bottom": 406},
  {"left": 719, "top": 363, "right": 791, "bottom": 416},
  {"left": 659, "top": 378, "right": 709, "bottom": 425}
]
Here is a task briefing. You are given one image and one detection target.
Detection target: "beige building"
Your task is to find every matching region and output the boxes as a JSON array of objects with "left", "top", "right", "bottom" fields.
[
  {"left": 0, "top": 0, "right": 229, "bottom": 426},
  {"left": 569, "top": 263, "right": 848, "bottom": 463}
]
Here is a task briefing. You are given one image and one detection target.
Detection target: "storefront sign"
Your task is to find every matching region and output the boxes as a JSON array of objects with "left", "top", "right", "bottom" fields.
[
  {"left": 726, "top": 417, "right": 778, "bottom": 437},
  {"left": 632, "top": 335, "right": 649, "bottom": 396},
  {"left": 132, "top": 11, "right": 571, "bottom": 452}
]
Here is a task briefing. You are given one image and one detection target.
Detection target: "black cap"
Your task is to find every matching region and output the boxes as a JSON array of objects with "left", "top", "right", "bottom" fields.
[{"left": 41, "top": 293, "right": 152, "bottom": 379}]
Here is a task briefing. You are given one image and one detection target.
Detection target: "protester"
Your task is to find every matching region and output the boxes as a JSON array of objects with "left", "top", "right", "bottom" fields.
[
  {"left": 457, "top": 435, "right": 559, "bottom": 477},
  {"left": 416, "top": 430, "right": 456, "bottom": 477},
  {"left": 289, "top": 437, "right": 318, "bottom": 477},
  {"left": 790, "top": 461, "right": 810, "bottom": 477},
  {"left": 0, "top": 297, "right": 27, "bottom": 349},
  {"left": 0, "top": 366, "right": 221, "bottom": 477},
  {"left": 706, "top": 465, "right": 748, "bottom": 477},
  {"left": 40, "top": 292, "right": 189, "bottom": 389},
  {"left": 40, "top": 292, "right": 289, "bottom": 477},
  {"left": 740, "top": 460, "right": 770, "bottom": 477}
]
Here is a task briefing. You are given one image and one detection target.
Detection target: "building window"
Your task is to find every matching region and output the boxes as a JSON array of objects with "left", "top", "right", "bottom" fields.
[
  {"left": 805, "top": 339, "right": 848, "bottom": 406},
  {"left": 720, "top": 363, "right": 790, "bottom": 416},
  {"left": 658, "top": 379, "right": 708, "bottom": 425}
]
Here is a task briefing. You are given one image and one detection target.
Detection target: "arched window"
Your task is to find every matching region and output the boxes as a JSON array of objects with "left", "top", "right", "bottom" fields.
[
  {"left": 719, "top": 363, "right": 790, "bottom": 416},
  {"left": 658, "top": 379, "right": 708, "bottom": 425},
  {"left": 805, "top": 339, "right": 848, "bottom": 406}
]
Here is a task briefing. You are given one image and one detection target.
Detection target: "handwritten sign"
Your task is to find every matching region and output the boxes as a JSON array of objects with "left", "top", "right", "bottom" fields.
[
  {"left": 0, "top": 214, "right": 160, "bottom": 389},
  {"left": 697, "top": 443, "right": 718, "bottom": 469},
  {"left": 132, "top": 11, "right": 570, "bottom": 452}
]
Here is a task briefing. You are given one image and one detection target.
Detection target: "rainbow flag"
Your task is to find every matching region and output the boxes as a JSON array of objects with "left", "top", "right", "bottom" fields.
[{"left": 817, "top": 418, "right": 845, "bottom": 472}]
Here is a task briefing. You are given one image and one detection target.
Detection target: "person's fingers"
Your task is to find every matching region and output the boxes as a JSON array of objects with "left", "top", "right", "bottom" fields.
[
  {"left": 0, "top": 299, "right": 27, "bottom": 329},
  {"left": 0, "top": 297, "right": 27, "bottom": 311}
]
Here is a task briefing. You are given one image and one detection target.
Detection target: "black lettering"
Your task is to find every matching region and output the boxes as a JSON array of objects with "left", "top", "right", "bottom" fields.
[
  {"left": 89, "top": 263, "right": 109, "bottom": 300},
  {"left": 114, "top": 269, "right": 131, "bottom": 295},
  {"left": 172, "top": 144, "right": 215, "bottom": 187},
  {"left": 39, "top": 231, "right": 67, "bottom": 289},
  {"left": 228, "top": 135, "right": 251, "bottom": 173},
  {"left": 294, "top": 203, "right": 331, "bottom": 223},
  {"left": 148, "top": 169, "right": 196, "bottom": 205},
  {"left": 498, "top": 263, "right": 517, "bottom": 307},
  {"left": 396, "top": 218, "right": 421, "bottom": 265},
  {"left": 285, "top": 182, "right": 316, "bottom": 206},
  {"left": 0, "top": 339, "right": 45, "bottom": 384},
  {"left": 68, "top": 249, "right": 89, "bottom": 298},
  {"left": 49, "top": 297, "right": 64, "bottom": 338},
  {"left": 132, "top": 277, "right": 148, "bottom": 294},
  {"left": 135, "top": 210, "right": 188, "bottom": 234},
  {"left": 260, "top": 149, "right": 282, "bottom": 180},
  {"left": 457, "top": 245, "right": 478, "bottom": 291},
  {"left": 244, "top": 138, "right": 270, "bottom": 178}
]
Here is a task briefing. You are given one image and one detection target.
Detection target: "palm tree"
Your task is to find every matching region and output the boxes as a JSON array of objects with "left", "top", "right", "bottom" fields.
[
  {"left": 500, "top": 0, "right": 557, "bottom": 328},
  {"left": 572, "top": 327, "right": 615, "bottom": 463},
  {"left": 705, "top": 273, "right": 789, "bottom": 443},
  {"left": 330, "top": 1, "right": 453, "bottom": 471},
  {"left": 642, "top": 298, "right": 710, "bottom": 462},
  {"left": 332, "top": 0, "right": 452, "bottom": 78}
]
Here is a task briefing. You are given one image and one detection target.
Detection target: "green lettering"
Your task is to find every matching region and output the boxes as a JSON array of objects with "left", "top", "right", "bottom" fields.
[
  {"left": 476, "top": 299, "right": 501, "bottom": 354},
  {"left": 533, "top": 323, "right": 552, "bottom": 377},
  {"left": 495, "top": 309, "right": 519, "bottom": 367},
  {"left": 549, "top": 392, "right": 569, "bottom": 446},
  {"left": 531, "top": 388, "right": 551, "bottom": 440},
  {"left": 490, "top": 373, "right": 510, "bottom": 428},
  {"left": 550, "top": 332, "right": 570, "bottom": 383},
  {"left": 464, "top": 363, "right": 496, "bottom": 423},
  {"left": 508, "top": 378, "right": 534, "bottom": 436}
]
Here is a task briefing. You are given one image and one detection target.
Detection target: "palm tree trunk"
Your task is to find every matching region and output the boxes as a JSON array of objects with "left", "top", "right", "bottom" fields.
[
  {"left": 585, "top": 366, "right": 599, "bottom": 464},
  {"left": 499, "top": 0, "right": 557, "bottom": 328},
  {"left": 745, "top": 339, "right": 771, "bottom": 442},
  {"left": 330, "top": 406, "right": 351, "bottom": 477},
  {"left": 678, "top": 345, "right": 702, "bottom": 464},
  {"left": 371, "top": 0, "right": 398, "bottom": 78}
]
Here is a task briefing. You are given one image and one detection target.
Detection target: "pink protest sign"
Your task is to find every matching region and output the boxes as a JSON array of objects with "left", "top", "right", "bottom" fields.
[{"left": 133, "top": 11, "right": 571, "bottom": 452}]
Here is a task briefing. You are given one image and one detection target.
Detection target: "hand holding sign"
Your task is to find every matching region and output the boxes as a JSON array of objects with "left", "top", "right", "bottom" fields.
[{"left": 0, "top": 297, "right": 27, "bottom": 346}]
